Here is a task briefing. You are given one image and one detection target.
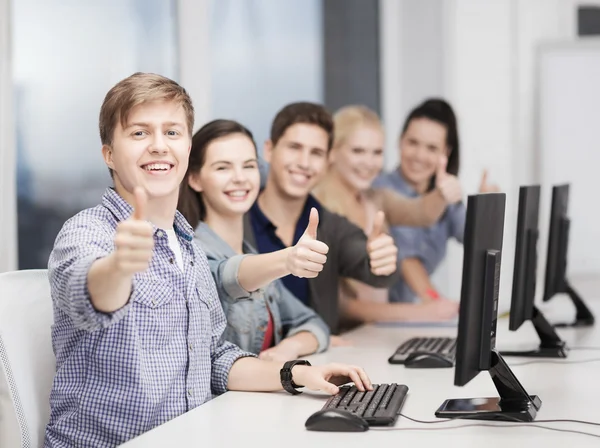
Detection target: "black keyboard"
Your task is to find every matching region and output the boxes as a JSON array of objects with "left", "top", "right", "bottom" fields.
[
  {"left": 388, "top": 337, "right": 456, "bottom": 366},
  {"left": 321, "top": 383, "right": 408, "bottom": 426}
]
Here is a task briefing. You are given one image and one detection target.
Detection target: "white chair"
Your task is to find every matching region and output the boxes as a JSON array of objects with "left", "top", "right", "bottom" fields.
[{"left": 0, "top": 269, "right": 55, "bottom": 448}]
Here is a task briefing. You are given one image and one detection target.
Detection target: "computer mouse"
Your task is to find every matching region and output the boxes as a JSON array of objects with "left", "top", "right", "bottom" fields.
[
  {"left": 305, "top": 409, "right": 369, "bottom": 432},
  {"left": 404, "top": 352, "right": 453, "bottom": 368}
]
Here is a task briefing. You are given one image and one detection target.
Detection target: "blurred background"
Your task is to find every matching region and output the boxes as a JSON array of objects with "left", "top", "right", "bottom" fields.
[{"left": 1, "top": 0, "right": 600, "bottom": 309}]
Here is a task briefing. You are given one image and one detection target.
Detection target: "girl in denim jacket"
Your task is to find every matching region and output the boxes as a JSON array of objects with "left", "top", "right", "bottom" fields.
[{"left": 178, "top": 120, "right": 330, "bottom": 361}]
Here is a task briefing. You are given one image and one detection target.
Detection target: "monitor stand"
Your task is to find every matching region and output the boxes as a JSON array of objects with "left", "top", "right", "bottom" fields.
[
  {"left": 501, "top": 306, "right": 568, "bottom": 358},
  {"left": 553, "top": 280, "right": 595, "bottom": 328},
  {"left": 435, "top": 350, "right": 541, "bottom": 422}
]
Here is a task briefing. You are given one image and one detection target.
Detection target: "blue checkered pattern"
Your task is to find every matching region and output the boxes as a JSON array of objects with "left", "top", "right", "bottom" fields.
[{"left": 45, "top": 188, "right": 253, "bottom": 447}]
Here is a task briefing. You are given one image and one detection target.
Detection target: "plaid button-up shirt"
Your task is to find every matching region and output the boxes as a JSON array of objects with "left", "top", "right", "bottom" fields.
[{"left": 45, "top": 188, "right": 252, "bottom": 447}]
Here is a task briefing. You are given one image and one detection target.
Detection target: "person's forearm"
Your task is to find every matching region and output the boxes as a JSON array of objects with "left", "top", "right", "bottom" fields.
[
  {"left": 401, "top": 258, "right": 437, "bottom": 301},
  {"left": 88, "top": 254, "right": 133, "bottom": 312},
  {"left": 419, "top": 189, "right": 448, "bottom": 225},
  {"left": 237, "top": 249, "right": 292, "bottom": 292},
  {"left": 382, "top": 188, "right": 446, "bottom": 227},
  {"left": 280, "top": 331, "right": 319, "bottom": 357},
  {"left": 227, "top": 357, "right": 312, "bottom": 391}
]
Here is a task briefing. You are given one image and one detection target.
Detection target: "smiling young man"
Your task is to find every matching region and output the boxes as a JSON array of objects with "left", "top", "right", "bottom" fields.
[
  {"left": 46, "top": 75, "right": 371, "bottom": 447},
  {"left": 245, "top": 102, "right": 400, "bottom": 335}
]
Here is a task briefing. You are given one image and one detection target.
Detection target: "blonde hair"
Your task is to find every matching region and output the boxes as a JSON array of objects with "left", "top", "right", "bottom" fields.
[
  {"left": 332, "top": 105, "right": 383, "bottom": 149},
  {"left": 99, "top": 72, "right": 194, "bottom": 146}
]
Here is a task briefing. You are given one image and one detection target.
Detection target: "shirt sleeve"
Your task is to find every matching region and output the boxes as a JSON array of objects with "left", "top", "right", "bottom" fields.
[
  {"left": 200, "top": 254, "right": 256, "bottom": 395},
  {"left": 48, "top": 214, "right": 133, "bottom": 332},
  {"left": 275, "top": 281, "right": 330, "bottom": 353},
  {"left": 205, "top": 254, "right": 263, "bottom": 301},
  {"left": 390, "top": 225, "right": 426, "bottom": 263},
  {"left": 330, "top": 211, "right": 399, "bottom": 287},
  {"left": 448, "top": 203, "right": 467, "bottom": 244}
]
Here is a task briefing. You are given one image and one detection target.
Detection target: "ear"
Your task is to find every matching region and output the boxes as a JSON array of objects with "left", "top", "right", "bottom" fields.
[
  {"left": 101, "top": 145, "right": 115, "bottom": 171},
  {"left": 187, "top": 172, "right": 203, "bottom": 193},
  {"left": 263, "top": 139, "right": 274, "bottom": 164}
]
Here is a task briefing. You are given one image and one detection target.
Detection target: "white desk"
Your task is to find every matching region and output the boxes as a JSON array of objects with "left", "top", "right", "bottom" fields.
[{"left": 120, "top": 295, "right": 600, "bottom": 447}]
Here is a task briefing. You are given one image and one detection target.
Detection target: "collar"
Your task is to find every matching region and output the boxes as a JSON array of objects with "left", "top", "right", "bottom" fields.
[
  {"left": 194, "top": 222, "right": 255, "bottom": 258},
  {"left": 250, "top": 194, "right": 321, "bottom": 232},
  {"left": 102, "top": 187, "right": 194, "bottom": 241}
]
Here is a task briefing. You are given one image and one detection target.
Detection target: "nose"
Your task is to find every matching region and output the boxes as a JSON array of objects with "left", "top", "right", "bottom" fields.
[
  {"left": 297, "top": 148, "right": 310, "bottom": 170},
  {"left": 149, "top": 133, "right": 168, "bottom": 154},
  {"left": 414, "top": 145, "right": 429, "bottom": 163},
  {"left": 232, "top": 166, "right": 247, "bottom": 183}
]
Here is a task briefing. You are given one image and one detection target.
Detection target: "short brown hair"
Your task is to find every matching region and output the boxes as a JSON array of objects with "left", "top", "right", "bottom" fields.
[
  {"left": 99, "top": 72, "right": 194, "bottom": 176},
  {"left": 270, "top": 102, "right": 334, "bottom": 150}
]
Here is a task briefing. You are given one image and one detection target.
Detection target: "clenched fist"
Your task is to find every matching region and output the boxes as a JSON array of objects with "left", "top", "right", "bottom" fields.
[
  {"left": 286, "top": 207, "right": 329, "bottom": 278},
  {"left": 113, "top": 187, "right": 155, "bottom": 276}
]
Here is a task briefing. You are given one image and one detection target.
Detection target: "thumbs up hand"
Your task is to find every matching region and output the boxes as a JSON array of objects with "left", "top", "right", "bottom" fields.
[
  {"left": 286, "top": 207, "right": 329, "bottom": 278},
  {"left": 435, "top": 155, "right": 462, "bottom": 205},
  {"left": 367, "top": 211, "right": 398, "bottom": 276},
  {"left": 113, "top": 187, "right": 155, "bottom": 276},
  {"left": 479, "top": 169, "right": 500, "bottom": 193}
]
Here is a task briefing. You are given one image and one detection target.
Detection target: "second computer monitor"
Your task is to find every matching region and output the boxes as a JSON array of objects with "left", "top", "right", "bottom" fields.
[
  {"left": 509, "top": 186, "right": 540, "bottom": 331},
  {"left": 501, "top": 185, "right": 567, "bottom": 358}
]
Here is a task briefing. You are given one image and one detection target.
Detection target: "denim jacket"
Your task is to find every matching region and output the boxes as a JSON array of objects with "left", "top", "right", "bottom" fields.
[{"left": 194, "top": 222, "right": 330, "bottom": 354}]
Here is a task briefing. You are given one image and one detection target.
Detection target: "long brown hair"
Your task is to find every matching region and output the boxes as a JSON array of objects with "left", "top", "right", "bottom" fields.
[{"left": 178, "top": 119, "right": 256, "bottom": 229}]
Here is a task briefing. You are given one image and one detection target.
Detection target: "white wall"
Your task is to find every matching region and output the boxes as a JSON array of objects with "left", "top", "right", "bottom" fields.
[
  {"left": 380, "top": 0, "right": 591, "bottom": 307},
  {"left": 177, "top": 0, "right": 211, "bottom": 134},
  {"left": 0, "top": 0, "right": 17, "bottom": 273}
]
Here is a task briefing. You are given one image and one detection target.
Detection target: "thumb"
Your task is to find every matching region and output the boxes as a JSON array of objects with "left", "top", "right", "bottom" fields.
[
  {"left": 304, "top": 207, "right": 319, "bottom": 239},
  {"left": 369, "top": 211, "right": 385, "bottom": 240},
  {"left": 132, "top": 186, "right": 147, "bottom": 221},
  {"left": 316, "top": 377, "right": 339, "bottom": 395},
  {"left": 480, "top": 169, "right": 489, "bottom": 189}
]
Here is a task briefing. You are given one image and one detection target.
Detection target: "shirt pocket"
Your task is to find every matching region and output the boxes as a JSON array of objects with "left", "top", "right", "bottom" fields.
[{"left": 132, "top": 279, "right": 174, "bottom": 350}]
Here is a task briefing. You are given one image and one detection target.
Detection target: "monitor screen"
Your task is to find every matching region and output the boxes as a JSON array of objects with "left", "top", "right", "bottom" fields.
[
  {"left": 509, "top": 186, "right": 540, "bottom": 331},
  {"left": 454, "top": 193, "right": 506, "bottom": 387}
]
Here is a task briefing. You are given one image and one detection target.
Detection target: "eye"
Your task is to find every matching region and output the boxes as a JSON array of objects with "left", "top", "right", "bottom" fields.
[
  {"left": 132, "top": 130, "right": 146, "bottom": 138},
  {"left": 244, "top": 163, "right": 258, "bottom": 170},
  {"left": 374, "top": 149, "right": 384, "bottom": 156},
  {"left": 166, "top": 130, "right": 179, "bottom": 137},
  {"left": 352, "top": 147, "right": 365, "bottom": 155}
]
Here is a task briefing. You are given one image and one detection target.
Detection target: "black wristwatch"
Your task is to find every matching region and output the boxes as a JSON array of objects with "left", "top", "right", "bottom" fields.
[{"left": 280, "top": 360, "right": 311, "bottom": 395}]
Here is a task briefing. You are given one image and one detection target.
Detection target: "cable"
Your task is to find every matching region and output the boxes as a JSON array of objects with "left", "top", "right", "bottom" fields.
[
  {"left": 509, "top": 357, "right": 600, "bottom": 366},
  {"left": 570, "top": 346, "right": 600, "bottom": 351},
  {"left": 399, "top": 413, "right": 600, "bottom": 427},
  {"left": 371, "top": 423, "right": 600, "bottom": 439},
  {"left": 367, "top": 413, "right": 600, "bottom": 439}
]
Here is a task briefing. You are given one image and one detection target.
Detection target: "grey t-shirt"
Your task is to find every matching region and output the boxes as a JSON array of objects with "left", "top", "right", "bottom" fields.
[{"left": 373, "top": 169, "right": 466, "bottom": 302}]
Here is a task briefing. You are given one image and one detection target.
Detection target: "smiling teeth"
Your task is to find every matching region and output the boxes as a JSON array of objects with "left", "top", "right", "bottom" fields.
[
  {"left": 144, "top": 163, "right": 171, "bottom": 171},
  {"left": 227, "top": 191, "right": 247, "bottom": 197}
]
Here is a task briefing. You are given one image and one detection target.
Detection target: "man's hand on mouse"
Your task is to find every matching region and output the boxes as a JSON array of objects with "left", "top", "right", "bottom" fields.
[{"left": 290, "top": 363, "right": 373, "bottom": 395}]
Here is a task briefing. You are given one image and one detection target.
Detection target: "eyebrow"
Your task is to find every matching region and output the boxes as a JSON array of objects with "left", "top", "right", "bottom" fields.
[{"left": 126, "top": 121, "right": 185, "bottom": 129}]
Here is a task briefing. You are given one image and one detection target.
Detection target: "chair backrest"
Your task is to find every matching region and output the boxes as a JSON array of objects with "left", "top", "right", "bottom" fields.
[{"left": 0, "top": 269, "right": 55, "bottom": 448}]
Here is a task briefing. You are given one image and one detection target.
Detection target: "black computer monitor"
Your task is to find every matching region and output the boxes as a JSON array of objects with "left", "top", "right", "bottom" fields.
[
  {"left": 435, "top": 193, "right": 541, "bottom": 422},
  {"left": 542, "top": 184, "right": 594, "bottom": 327},
  {"left": 501, "top": 185, "right": 568, "bottom": 358}
]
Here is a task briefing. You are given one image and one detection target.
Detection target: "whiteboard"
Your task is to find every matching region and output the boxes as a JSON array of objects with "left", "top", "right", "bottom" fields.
[{"left": 537, "top": 40, "right": 600, "bottom": 277}]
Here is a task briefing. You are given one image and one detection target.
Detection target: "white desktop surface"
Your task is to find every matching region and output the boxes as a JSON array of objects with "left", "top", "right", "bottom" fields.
[{"left": 120, "top": 294, "right": 600, "bottom": 447}]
